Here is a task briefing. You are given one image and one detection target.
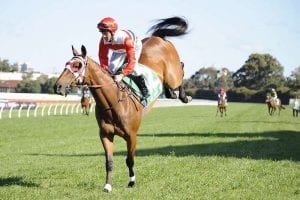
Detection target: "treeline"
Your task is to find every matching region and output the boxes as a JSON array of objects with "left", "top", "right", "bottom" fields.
[
  {"left": 183, "top": 53, "right": 300, "bottom": 104},
  {"left": 15, "top": 73, "right": 58, "bottom": 94},
  {"left": 0, "top": 58, "right": 57, "bottom": 93},
  {"left": 2, "top": 54, "right": 300, "bottom": 102}
]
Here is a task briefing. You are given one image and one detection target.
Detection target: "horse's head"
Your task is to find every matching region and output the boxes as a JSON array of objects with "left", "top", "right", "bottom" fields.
[{"left": 54, "top": 45, "right": 88, "bottom": 96}]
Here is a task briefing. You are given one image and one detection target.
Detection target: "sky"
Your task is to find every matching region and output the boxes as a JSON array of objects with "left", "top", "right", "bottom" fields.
[{"left": 0, "top": 0, "right": 299, "bottom": 78}]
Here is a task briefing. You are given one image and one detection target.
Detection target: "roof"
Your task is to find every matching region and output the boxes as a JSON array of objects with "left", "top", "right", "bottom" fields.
[{"left": 0, "top": 80, "right": 20, "bottom": 88}]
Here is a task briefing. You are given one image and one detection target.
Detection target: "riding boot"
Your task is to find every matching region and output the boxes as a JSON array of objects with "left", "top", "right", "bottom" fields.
[{"left": 129, "top": 75, "right": 149, "bottom": 106}]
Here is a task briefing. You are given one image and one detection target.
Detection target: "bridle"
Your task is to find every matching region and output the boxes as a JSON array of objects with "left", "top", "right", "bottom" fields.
[
  {"left": 64, "top": 55, "right": 138, "bottom": 111},
  {"left": 65, "top": 55, "right": 87, "bottom": 84}
]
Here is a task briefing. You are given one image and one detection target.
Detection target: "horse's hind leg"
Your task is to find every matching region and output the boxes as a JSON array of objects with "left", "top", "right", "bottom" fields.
[
  {"left": 178, "top": 85, "right": 192, "bottom": 103},
  {"left": 100, "top": 133, "right": 114, "bottom": 192},
  {"left": 164, "top": 84, "right": 192, "bottom": 103},
  {"left": 164, "top": 86, "right": 177, "bottom": 99},
  {"left": 163, "top": 62, "right": 192, "bottom": 103},
  {"left": 125, "top": 134, "right": 137, "bottom": 187}
]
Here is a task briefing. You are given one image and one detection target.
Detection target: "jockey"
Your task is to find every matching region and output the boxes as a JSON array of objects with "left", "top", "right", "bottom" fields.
[
  {"left": 293, "top": 96, "right": 300, "bottom": 117},
  {"left": 82, "top": 85, "right": 90, "bottom": 98},
  {"left": 218, "top": 88, "right": 227, "bottom": 103},
  {"left": 270, "top": 88, "right": 278, "bottom": 105},
  {"left": 97, "top": 17, "right": 149, "bottom": 106}
]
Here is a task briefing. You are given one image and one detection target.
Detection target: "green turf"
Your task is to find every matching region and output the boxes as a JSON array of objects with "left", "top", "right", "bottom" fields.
[{"left": 0, "top": 103, "right": 299, "bottom": 199}]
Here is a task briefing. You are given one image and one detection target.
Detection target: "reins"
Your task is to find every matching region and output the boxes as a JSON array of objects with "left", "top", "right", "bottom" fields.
[
  {"left": 66, "top": 55, "right": 140, "bottom": 112},
  {"left": 87, "top": 81, "right": 138, "bottom": 112},
  {"left": 88, "top": 82, "right": 115, "bottom": 88}
]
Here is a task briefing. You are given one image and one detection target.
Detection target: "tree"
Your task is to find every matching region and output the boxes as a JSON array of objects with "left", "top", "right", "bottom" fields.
[
  {"left": 0, "top": 59, "right": 19, "bottom": 72},
  {"left": 11, "top": 63, "right": 19, "bottom": 72},
  {"left": 185, "top": 66, "right": 234, "bottom": 91},
  {"left": 290, "top": 66, "right": 300, "bottom": 89},
  {"left": 189, "top": 66, "right": 219, "bottom": 90},
  {"left": 15, "top": 80, "right": 41, "bottom": 93},
  {"left": 15, "top": 73, "right": 41, "bottom": 93},
  {"left": 216, "top": 68, "right": 234, "bottom": 91},
  {"left": 0, "top": 59, "right": 11, "bottom": 72},
  {"left": 232, "top": 53, "right": 285, "bottom": 90},
  {"left": 40, "top": 77, "right": 57, "bottom": 94}
]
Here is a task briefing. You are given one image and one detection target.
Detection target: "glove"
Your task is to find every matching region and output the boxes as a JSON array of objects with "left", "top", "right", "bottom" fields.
[{"left": 114, "top": 74, "right": 124, "bottom": 82}]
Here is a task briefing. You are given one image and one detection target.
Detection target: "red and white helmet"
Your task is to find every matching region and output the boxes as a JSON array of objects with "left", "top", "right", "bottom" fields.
[{"left": 97, "top": 17, "right": 118, "bottom": 33}]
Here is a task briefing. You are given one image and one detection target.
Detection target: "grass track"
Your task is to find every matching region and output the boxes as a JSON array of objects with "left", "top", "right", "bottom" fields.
[{"left": 0, "top": 103, "right": 299, "bottom": 199}]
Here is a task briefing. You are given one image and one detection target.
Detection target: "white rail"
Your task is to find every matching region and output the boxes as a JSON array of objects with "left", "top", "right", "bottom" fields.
[{"left": 0, "top": 102, "right": 95, "bottom": 119}]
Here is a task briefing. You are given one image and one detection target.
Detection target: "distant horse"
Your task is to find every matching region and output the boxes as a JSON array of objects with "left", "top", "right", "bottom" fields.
[
  {"left": 216, "top": 98, "right": 227, "bottom": 117},
  {"left": 292, "top": 99, "right": 300, "bottom": 117},
  {"left": 81, "top": 94, "right": 91, "bottom": 115},
  {"left": 53, "top": 16, "right": 192, "bottom": 192},
  {"left": 266, "top": 96, "right": 285, "bottom": 115}
]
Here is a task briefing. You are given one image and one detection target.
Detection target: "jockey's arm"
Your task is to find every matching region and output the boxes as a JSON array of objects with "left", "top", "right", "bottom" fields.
[
  {"left": 120, "top": 37, "right": 136, "bottom": 76},
  {"left": 98, "top": 39, "right": 109, "bottom": 69}
]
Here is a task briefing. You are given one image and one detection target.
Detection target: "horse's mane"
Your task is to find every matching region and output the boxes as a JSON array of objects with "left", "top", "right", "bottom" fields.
[{"left": 87, "top": 56, "right": 113, "bottom": 77}]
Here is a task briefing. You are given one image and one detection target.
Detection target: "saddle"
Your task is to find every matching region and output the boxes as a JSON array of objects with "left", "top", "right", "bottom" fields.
[{"left": 122, "top": 63, "right": 162, "bottom": 106}]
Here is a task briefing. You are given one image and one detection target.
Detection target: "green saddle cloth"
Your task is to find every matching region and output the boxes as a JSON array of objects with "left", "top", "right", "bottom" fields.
[{"left": 122, "top": 63, "right": 163, "bottom": 106}]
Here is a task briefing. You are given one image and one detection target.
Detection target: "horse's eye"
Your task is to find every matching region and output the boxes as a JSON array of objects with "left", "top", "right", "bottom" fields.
[{"left": 74, "top": 63, "right": 82, "bottom": 69}]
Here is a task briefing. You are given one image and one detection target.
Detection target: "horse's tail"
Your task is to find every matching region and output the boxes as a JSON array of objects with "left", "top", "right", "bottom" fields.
[{"left": 147, "top": 16, "right": 188, "bottom": 39}]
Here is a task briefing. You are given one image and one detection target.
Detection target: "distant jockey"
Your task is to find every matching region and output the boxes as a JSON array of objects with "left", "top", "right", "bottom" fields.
[
  {"left": 270, "top": 88, "right": 279, "bottom": 105},
  {"left": 218, "top": 88, "right": 227, "bottom": 104}
]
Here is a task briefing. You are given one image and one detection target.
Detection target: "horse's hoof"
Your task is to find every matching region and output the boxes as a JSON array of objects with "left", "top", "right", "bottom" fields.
[
  {"left": 128, "top": 175, "right": 135, "bottom": 187},
  {"left": 128, "top": 181, "right": 135, "bottom": 188},
  {"left": 103, "top": 184, "right": 112, "bottom": 192},
  {"left": 180, "top": 96, "right": 192, "bottom": 103}
]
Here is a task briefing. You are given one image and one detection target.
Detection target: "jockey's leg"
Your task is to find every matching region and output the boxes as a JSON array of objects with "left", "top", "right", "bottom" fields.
[{"left": 128, "top": 74, "right": 149, "bottom": 106}]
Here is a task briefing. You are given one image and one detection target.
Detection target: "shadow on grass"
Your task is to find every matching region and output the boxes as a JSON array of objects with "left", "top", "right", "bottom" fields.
[
  {"left": 0, "top": 177, "right": 39, "bottom": 187},
  {"left": 26, "top": 130, "right": 300, "bottom": 161},
  {"left": 135, "top": 130, "right": 300, "bottom": 161}
]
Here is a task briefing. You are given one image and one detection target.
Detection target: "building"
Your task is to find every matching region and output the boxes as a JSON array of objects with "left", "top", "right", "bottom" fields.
[
  {"left": 0, "top": 80, "right": 20, "bottom": 92},
  {"left": 0, "top": 72, "right": 59, "bottom": 93}
]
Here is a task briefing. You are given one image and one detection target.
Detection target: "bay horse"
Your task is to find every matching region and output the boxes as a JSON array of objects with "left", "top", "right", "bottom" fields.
[
  {"left": 53, "top": 16, "right": 192, "bottom": 192},
  {"left": 81, "top": 94, "right": 91, "bottom": 115},
  {"left": 265, "top": 95, "right": 285, "bottom": 115},
  {"left": 216, "top": 98, "right": 227, "bottom": 117}
]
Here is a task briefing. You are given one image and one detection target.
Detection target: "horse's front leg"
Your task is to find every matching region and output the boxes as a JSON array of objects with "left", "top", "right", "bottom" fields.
[
  {"left": 125, "top": 134, "right": 137, "bottom": 187},
  {"left": 100, "top": 132, "right": 114, "bottom": 192}
]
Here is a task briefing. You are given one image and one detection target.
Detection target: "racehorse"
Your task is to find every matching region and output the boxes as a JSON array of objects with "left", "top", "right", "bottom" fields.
[
  {"left": 216, "top": 98, "right": 227, "bottom": 117},
  {"left": 81, "top": 94, "right": 91, "bottom": 115},
  {"left": 265, "top": 95, "right": 285, "bottom": 115},
  {"left": 53, "top": 16, "right": 192, "bottom": 192}
]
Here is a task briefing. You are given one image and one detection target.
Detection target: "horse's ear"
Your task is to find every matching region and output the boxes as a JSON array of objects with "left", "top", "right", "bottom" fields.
[
  {"left": 81, "top": 45, "right": 87, "bottom": 58},
  {"left": 72, "top": 45, "right": 80, "bottom": 56}
]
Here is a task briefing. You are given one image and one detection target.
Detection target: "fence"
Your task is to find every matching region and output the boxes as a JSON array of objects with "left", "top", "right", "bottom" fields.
[
  {"left": 0, "top": 93, "right": 218, "bottom": 119},
  {"left": 0, "top": 93, "right": 94, "bottom": 119},
  {"left": 0, "top": 102, "right": 95, "bottom": 119}
]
